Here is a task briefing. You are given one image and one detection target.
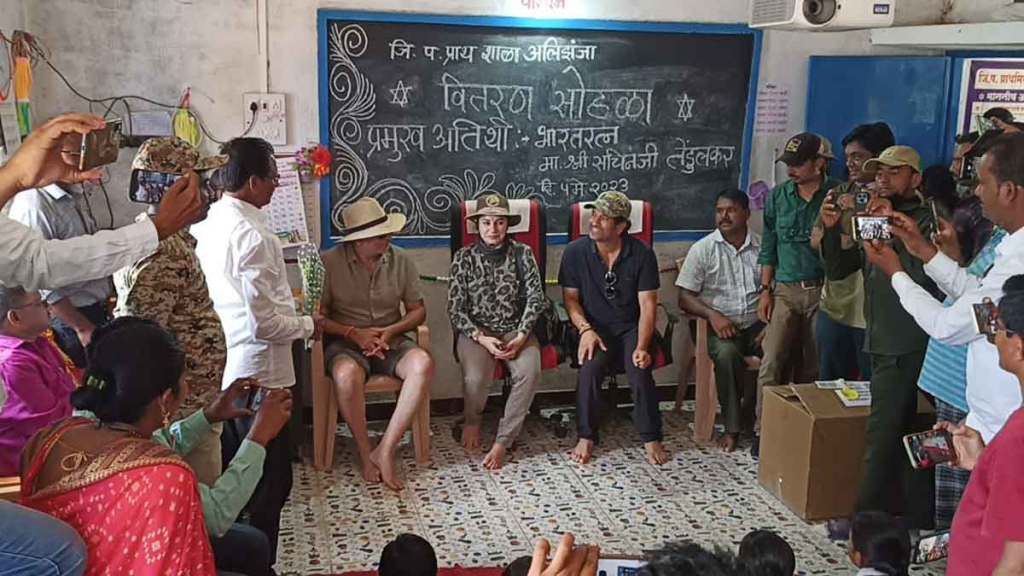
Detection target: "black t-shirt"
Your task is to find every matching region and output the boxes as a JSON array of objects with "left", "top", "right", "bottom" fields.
[{"left": 558, "top": 235, "right": 660, "bottom": 336}]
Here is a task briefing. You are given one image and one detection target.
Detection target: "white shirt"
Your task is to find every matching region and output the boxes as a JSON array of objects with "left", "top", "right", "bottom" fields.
[
  {"left": 675, "top": 229, "right": 762, "bottom": 328},
  {"left": 7, "top": 185, "right": 113, "bottom": 306},
  {"left": 0, "top": 211, "right": 158, "bottom": 292},
  {"left": 892, "top": 227, "right": 1024, "bottom": 443},
  {"left": 192, "top": 195, "right": 313, "bottom": 390}
]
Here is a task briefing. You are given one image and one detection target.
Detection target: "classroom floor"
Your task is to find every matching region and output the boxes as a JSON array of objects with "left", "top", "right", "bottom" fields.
[{"left": 275, "top": 402, "right": 946, "bottom": 576}]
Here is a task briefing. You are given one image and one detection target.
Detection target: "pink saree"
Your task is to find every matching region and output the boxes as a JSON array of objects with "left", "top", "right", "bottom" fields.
[{"left": 21, "top": 418, "right": 216, "bottom": 575}]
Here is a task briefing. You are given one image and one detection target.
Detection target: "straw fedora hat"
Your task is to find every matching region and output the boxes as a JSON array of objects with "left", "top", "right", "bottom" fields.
[
  {"left": 467, "top": 193, "right": 522, "bottom": 227},
  {"left": 339, "top": 197, "right": 406, "bottom": 242}
]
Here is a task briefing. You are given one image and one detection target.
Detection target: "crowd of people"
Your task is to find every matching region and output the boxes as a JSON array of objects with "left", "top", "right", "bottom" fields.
[{"left": 1, "top": 105, "right": 1024, "bottom": 576}]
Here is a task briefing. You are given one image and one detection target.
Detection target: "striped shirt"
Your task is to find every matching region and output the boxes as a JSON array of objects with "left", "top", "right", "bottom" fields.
[{"left": 916, "top": 228, "right": 1006, "bottom": 412}]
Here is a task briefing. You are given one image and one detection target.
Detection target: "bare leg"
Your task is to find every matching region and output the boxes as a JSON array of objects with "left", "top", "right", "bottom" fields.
[
  {"left": 571, "top": 438, "right": 594, "bottom": 465},
  {"left": 462, "top": 424, "right": 482, "bottom": 452},
  {"left": 370, "top": 348, "right": 433, "bottom": 491},
  {"left": 331, "top": 358, "right": 379, "bottom": 483}
]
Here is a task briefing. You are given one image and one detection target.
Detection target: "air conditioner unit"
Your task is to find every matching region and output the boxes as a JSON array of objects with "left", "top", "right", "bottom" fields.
[{"left": 750, "top": 0, "right": 895, "bottom": 30}]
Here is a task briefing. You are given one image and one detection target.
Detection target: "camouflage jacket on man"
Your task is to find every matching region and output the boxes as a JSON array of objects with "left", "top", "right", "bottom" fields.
[{"left": 113, "top": 216, "right": 227, "bottom": 416}]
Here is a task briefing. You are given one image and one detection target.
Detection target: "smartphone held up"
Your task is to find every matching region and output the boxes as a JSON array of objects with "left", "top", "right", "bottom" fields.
[
  {"left": 66, "top": 118, "right": 123, "bottom": 171},
  {"left": 903, "top": 429, "right": 956, "bottom": 469}
]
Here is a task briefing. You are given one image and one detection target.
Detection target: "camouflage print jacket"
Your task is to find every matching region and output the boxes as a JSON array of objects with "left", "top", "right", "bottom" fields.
[
  {"left": 447, "top": 240, "right": 545, "bottom": 338},
  {"left": 113, "top": 216, "right": 227, "bottom": 416}
]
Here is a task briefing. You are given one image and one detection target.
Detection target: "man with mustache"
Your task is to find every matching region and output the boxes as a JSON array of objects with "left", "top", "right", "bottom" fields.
[
  {"left": 753, "top": 132, "right": 841, "bottom": 457},
  {"left": 678, "top": 189, "right": 763, "bottom": 452}
]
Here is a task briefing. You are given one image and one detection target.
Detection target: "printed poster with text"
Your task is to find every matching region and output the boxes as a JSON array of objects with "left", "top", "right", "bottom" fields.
[{"left": 959, "top": 58, "right": 1024, "bottom": 134}]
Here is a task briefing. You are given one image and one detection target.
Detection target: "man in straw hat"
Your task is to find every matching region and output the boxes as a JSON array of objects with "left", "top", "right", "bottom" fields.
[
  {"left": 558, "top": 191, "right": 668, "bottom": 466},
  {"left": 111, "top": 137, "right": 228, "bottom": 486},
  {"left": 320, "top": 197, "right": 433, "bottom": 491},
  {"left": 448, "top": 193, "right": 545, "bottom": 470},
  {"left": 192, "top": 137, "right": 319, "bottom": 564}
]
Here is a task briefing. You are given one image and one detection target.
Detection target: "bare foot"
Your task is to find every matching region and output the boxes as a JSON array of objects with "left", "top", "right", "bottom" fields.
[
  {"left": 359, "top": 453, "right": 382, "bottom": 483},
  {"left": 461, "top": 424, "right": 481, "bottom": 452},
  {"left": 369, "top": 446, "right": 403, "bottom": 491},
  {"left": 571, "top": 438, "right": 594, "bottom": 465},
  {"left": 718, "top": 433, "right": 738, "bottom": 453},
  {"left": 482, "top": 443, "right": 507, "bottom": 470},
  {"left": 645, "top": 441, "right": 669, "bottom": 465}
]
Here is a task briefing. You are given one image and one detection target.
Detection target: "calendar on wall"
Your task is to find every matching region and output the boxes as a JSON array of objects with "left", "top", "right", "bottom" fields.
[{"left": 263, "top": 155, "right": 311, "bottom": 248}]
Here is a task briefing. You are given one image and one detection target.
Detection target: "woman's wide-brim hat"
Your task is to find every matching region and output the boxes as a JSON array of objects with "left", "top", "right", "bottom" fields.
[
  {"left": 339, "top": 197, "right": 406, "bottom": 242},
  {"left": 467, "top": 193, "right": 522, "bottom": 227}
]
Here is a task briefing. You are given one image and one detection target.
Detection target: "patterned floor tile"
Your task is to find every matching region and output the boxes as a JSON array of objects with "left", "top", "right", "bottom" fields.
[{"left": 276, "top": 408, "right": 946, "bottom": 576}]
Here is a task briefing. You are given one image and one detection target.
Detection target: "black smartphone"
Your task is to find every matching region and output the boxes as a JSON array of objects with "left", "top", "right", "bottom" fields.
[
  {"left": 903, "top": 429, "right": 955, "bottom": 469},
  {"left": 854, "top": 190, "right": 871, "bottom": 213},
  {"left": 79, "top": 118, "right": 123, "bottom": 170}
]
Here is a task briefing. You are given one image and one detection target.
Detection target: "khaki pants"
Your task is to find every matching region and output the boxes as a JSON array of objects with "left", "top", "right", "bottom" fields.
[
  {"left": 755, "top": 282, "right": 821, "bottom": 429},
  {"left": 457, "top": 333, "right": 541, "bottom": 447},
  {"left": 184, "top": 421, "right": 223, "bottom": 486}
]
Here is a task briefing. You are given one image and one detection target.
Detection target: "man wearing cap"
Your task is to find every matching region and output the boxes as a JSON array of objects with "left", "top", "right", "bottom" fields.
[
  {"left": 448, "top": 193, "right": 545, "bottom": 470},
  {"left": 111, "top": 137, "right": 228, "bottom": 485},
  {"left": 754, "top": 132, "right": 841, "bottom": 456},
  {"left": 7, "top": 180, "right": 113, "bottom": 367},
  {"left": 820, "top": 144, "right": 942, "bottom": 532},
  {"left": 559, "top": 191, "right": 667, "bottom": 466},
  {"left": 192, "top": 137, "right": 318, "bottom": 563},
  {"left": 319, "top": 197, "right": 433, "bottom": 491}
]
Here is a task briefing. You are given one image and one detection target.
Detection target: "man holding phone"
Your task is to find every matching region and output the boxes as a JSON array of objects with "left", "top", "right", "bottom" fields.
[
  {"left": 943, "top": 274, "right": 1024, "bottom": 575},
  {"left": 0, "top": 113, "right": 205, "bottom": 291},
  {"left": 821, "top": 144, "right": 942, "bottom": 533},
  {"left": 112, "top": 137, "right": 228, "bottom": 486},
  {"left": 871, "top": 133, "right": 1024, "bottom": 447}
]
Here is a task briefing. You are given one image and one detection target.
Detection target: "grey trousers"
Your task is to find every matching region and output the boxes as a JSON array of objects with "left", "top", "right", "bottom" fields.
[{"left": 457, "top": 333, "right": 541, "bottom": 447}]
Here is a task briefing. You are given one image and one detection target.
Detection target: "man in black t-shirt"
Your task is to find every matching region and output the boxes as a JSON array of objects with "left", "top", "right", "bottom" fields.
[{"left": 559, "top": 191, "right": 667, "bottom": 465}]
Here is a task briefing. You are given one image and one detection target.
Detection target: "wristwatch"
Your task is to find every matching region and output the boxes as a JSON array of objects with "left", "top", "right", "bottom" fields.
[{"left": 758, "top": 284, "right": 774, "bottom": 294}]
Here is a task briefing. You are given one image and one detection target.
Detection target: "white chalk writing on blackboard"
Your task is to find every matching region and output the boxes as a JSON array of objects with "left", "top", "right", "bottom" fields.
[
  {"left": 389, "top": 39, "right": 414, "bottom": 60},
  {"left": 665, "top": 139, "right": 736, "bottom": 174},
  {"left": 524, "top": 38, "right": 597, "bottom": 63},
  {"left": 444, "top": 45, "right": 477, "bottom": 65},
  {"left": 439, "top": 73, "right": 534, "bottom": 120},
  {"left": 367, "top": 124, "right": 425, "bottom": 161},
  {"left": 534, "top": 125, "right": 620, "bottom": 151},
  {"left": 551, "top": 65, "right": 653, "bottom": 125},
  {"left": 538, "top": 144, "right": 660, "bottom": 174},
  {"left": 432, "top": 117, "right": 513, "bottom": 154}
]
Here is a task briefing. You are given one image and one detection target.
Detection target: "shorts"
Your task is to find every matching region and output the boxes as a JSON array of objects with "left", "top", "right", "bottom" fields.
[{"left": 324, "top": 334, "right": 418, "bottom": 379}]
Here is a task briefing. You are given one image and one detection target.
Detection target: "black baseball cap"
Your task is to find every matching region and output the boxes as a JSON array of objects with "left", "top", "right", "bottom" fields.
[{"left": 776, "top": 132, "right": 835, "bottom": 166}]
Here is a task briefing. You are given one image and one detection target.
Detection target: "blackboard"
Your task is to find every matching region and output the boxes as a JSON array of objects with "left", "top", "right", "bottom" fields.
[{"left": 317, "top": 12, "right": 760, "bottom": 243}]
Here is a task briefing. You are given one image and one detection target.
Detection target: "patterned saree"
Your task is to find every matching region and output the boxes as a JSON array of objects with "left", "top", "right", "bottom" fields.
[{"left": 20, "top": 418, "right": 216, "bottom": 575}]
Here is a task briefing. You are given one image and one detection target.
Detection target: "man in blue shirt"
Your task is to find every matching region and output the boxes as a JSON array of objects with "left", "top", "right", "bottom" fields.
[{"left": 559, "top": 191, "right": 666, "bottom": 466}]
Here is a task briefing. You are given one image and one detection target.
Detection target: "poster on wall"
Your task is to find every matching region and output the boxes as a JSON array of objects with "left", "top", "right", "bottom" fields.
[{"left": 958, "top": 58, "right": 1024, "bottom": 134}]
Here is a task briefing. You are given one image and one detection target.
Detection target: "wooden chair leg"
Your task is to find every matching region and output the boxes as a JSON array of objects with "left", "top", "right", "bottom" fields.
[
  {"left": 311, "top": 344, "right": 328, "bottom": 470},
  {"left": 322, "top": 378, "right": 339, "bottom": 470},
  {"left": 412, "top": 391, "right": 431, "bottom": 464},
  {"left": 694, "top": 319, "right": 718, "bottom": 443}
]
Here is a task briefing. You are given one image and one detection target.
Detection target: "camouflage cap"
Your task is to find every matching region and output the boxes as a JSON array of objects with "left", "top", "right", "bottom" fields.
[
  {"left": 131, "top": 137, "right": 227, "bottom": 174},
  {"left": 585, "top": 191, "right": 632, "bottom": 220}
]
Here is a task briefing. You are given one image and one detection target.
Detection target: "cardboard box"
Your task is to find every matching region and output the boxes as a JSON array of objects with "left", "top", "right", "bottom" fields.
[{"left": 757, "top": 384, "right": 933, "bottom": 521}]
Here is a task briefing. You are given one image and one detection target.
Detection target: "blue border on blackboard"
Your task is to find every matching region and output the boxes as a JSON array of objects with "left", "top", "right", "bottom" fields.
[{"left": 317, "top": 10, "right": 761, "bottom": 249}]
